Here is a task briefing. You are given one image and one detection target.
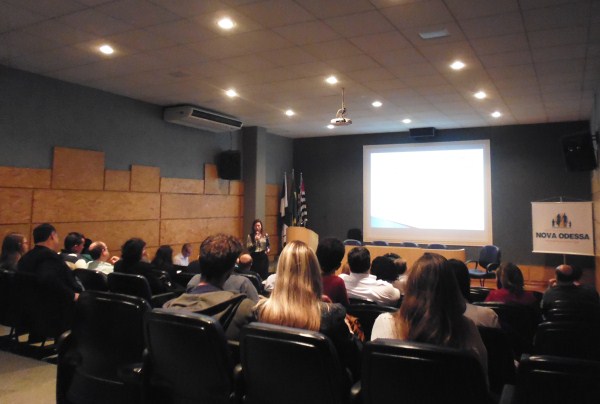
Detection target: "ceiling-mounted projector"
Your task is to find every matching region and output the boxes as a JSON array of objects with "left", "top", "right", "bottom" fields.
[{"left": 330, "top": 87, "right": 352, "bottom": 126}]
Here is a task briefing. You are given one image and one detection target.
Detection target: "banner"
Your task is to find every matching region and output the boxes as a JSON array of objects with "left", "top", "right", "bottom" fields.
[{"left": 531, "top": 202, "right": 594, "bottom": 256}]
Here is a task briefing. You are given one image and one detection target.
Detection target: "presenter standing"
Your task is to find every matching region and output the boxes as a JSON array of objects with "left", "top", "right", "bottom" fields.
[{"left": 246, "top": 219, "right": 270, "bottom": 280}]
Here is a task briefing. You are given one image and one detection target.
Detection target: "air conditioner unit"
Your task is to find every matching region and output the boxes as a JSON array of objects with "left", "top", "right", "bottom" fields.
[{"left": 163, "top": 105, "right": 243, "bottom": 132}]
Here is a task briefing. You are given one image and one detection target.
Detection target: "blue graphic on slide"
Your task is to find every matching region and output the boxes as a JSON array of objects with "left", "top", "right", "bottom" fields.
[{"left": 371, "top": 217, "right": 411, "bottom": 229}]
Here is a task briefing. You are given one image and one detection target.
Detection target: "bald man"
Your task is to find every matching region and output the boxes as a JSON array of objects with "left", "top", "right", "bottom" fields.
[{"left": 541, "top": 265, "right": 599, "bottom": 309}]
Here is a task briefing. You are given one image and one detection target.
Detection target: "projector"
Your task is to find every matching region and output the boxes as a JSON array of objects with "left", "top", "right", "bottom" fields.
[{"left": 331, "top": 117, "right": 352, "bottom": 126}]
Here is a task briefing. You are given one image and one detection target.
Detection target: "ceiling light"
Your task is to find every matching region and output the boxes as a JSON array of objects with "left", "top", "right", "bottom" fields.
[
  {"left": 474, "top": 91, "right": 487, "bottom": 99},
  {"left": 325, "top": 76, "right": 338, "bottom": 85},
  {"left": 372, "top": 101, "right": 382, "bottom": 108},
  {"left": 225, "top": 89, "right": 238, "bottom": 98},
  {"left": 218, "top": 17, "right": 235, "bottom": 30},
  {"left": 491, "top": 111, "right": 502, "bottom": 118},
  {"left": 99, "top": 44, "right": 114, "bottom": 55},
  {"left": 285, "top": 109, "right": 295, "bottom": 116},
  {"left": 419, "top": 29, "right": 450, "bottom": 40},
  {"left": 327, "top": 124, "right": 335, "bottom": 129},
  {"left": 450, "top": 60, "right": 465, "bottom": 70},
  {"left": 402, "top": 118, "right": 412, "bottom": 124}
]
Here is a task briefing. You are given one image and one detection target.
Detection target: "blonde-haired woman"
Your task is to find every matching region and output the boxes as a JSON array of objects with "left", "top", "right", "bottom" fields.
[{"left": 256, "top": 240, "right": 361, "bottom": 380}]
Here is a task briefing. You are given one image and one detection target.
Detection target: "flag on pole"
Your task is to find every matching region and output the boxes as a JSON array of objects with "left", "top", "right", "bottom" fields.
[
  {"left": 298, "top": 173, "right": 307, "bottom": 227},
  {"left": 279, "top": 172, "right": 289, "bottom": 245},
  {"left": 290, "top": 169, "right": 298, "bottom": 226}
]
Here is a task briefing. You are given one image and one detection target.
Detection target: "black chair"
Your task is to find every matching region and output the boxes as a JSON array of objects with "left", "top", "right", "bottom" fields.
[
  {"left": 74, "top": 268, "right": 108, "bottom": 291},
  {"left": 142, "top": 309, "right": 236, "bottom": 404},
  {"left": 499, "top": 354, "right": 600, "bottom": 404},
  {"left": 474, "top": 302, "right": 540, "bottom": 356},
  {"left": 234, "top": 269, "right": 264, "bottom": 294},
  {"left": 467, "top": 245, "right": 501, "bottom": 287},
  {"left": 478, "top": 326, "right": 516, "bottom": 395},
  {"left": 108, "top": 272, "right": 175, "bottom": 308},
  {"left": 347, "top": 303, "right": 396, "bottom": 341},
  {"left": 360, "top": 339, "right": 492, "bottom": 404},
  {"left": 172, "top": 271, "right": 196, "bottom": 289},
  {"left": 542, "top": 300, "right": 600, "bottom": 322},
  {"left": 343, "top": 239, "right": 362, "bottom": 246},
  {"left": 533, "top": 321, "right": 600, "bottom": 361},
  {"left": 348, "top": 297, "right": 377, "bottom": 305},
  {"left": 426, "top": 243, "right": 447, "bottom": 249},
  {"left": 0, "top": 268, "right": 17, "bottom": 343},
  {"left": 469, "top": 287, "right": 492, "bottom": 303},
  {"left": 239, "top": 322, "right": 351, "bottom": 404},
  {"left": 401, "top": 241, "right": 419, "bottom": 247},
  {"left": 57, "top": 291, "right": 151, "bottom": 404},
  {"left": 372, "top": 240, "right": 389, "bottom": 246}
]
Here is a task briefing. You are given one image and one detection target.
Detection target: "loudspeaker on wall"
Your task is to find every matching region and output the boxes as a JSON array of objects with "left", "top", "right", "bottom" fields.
[
  {"left": 216, "top": 150, "right": 241, "bottom": 180},
  {"left": 561, "top": 133, "right": 597, "bottom": 171}
]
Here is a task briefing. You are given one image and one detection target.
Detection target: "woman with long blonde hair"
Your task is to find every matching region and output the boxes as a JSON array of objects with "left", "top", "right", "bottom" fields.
[{"left": 256, "top": 240, "right": 361, "bottom": 379}]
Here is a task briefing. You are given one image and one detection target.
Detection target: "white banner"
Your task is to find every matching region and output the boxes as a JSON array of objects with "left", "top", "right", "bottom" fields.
[{"left": 531, "top": 202, "right": 594, "bottom": 256}]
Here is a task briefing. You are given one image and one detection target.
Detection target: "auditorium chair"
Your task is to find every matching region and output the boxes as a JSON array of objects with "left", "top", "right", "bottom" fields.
[
  {"left": 0, "top": 268, "right": 17, "bottom": 345},
  {"left": 142, "top": 309, "right": 237, "bottom": 404},
  {"left": 233, "top": 270, "right": 264, "bottom": 294},
  {"left": 542, "top": 300, "right": 600, "bottom": 322},
  {"left": 74, "top": 268, "right": 108, "bottom": 291},
  {"left": 467, "top": 245, "right": 501, "bottom": 287},
  {"left": 57, "top": 291, "right": 151, "bottom": 404},
  {"left": 239, "top": 322, "right": 352, "bottom": 404},
  {"left": 401, "top": 241, "right": 419, "bottom": 247},
  {"left": 343, "top": 239, "right": 362, "bottom": 246},
  {"left": 107, "top": 272, "right": 175, "bottom": 308},
  {"left": 372, "top": 240, "right": 389, "bottom": 246},
  {"left": 499, "top": 354, "right": 600, "bottom": 404},
  {"left": 426, "top": 243, "right": 447, "bottom": 249},
  {"left": 359, "top": 339, "right": 493, "bottom": 404},
  {"left": 468, "top": 287, "right": 492, "bottom": 303},
  {"left": 172, "top": 271, "right": 195, "bottom": 290},
  {"left": 533, "top": 321, "right": 600, "bottom": 361},
  {"left": 347, "top": 303, "right": 397, "bottom": 341},
  {"left": 478, "top": 326, "right": 516, "bottom": 395}
]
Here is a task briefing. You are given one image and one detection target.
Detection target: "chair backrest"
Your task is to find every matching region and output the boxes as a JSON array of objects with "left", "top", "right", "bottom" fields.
[
  {"left": 468, "top": 287, "right": 492, "bottom": 303},
  {"left": 143, "top": 309, "right": 235, "bottom": 404},
  {"left": 372, "top": 240, "right": 389, "bottom": 246},
  {"left": 240, "top": 322, "right": 349, "bottom": 404},
  {"left": 343, "top": 239, "right": 362, "bottom": 246},
  {"left": 234, "top": 270, "right": 264, "bottom": 293},
  {"left": 426, "top": 243, "right": 447, "bottom": 249},
  {"left": 542, "top": 300, "right": 600, "bottom": 322},
  {"left": 477, "top": 326, "right": 516, "bottom": 394},
  {"left": 478, "top": 245, "right": 501, "bottom": 268},
  {"left": 108, "top": 272, "right": 152, "bottom": 301},
  {"left": 534, "top": 321, "right": 600, "bottom": 361},
  {"left": 0, "top": 268, "right": 16, "bottom": 328},
  {"left": 513, "top": 354, "right": 600, "bottom": 404},
  {"left": 361, "top": 339, "right": 490, "bottom": 404},
  {"left": 401, "top": 242, "right": 419, "bottom": 248},
  {"left": 74, "top": 268, "right": 108, "bottom": 291},
  {"left": 346, "top": 304, "right": 397, "bottom": 341}
]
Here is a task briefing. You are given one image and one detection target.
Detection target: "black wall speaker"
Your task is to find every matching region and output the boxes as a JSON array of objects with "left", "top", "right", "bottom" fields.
[
  {"left": 217, "top": 150, "right": 241, "bottom": 180},
  {"left": 561, "top": 132, "right": 597, "bottom": 171},
  {"left": 409, "top": 127, "right": 436, "bottom": 138}
]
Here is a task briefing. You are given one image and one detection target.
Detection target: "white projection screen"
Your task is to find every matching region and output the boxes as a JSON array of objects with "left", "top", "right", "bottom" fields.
[{"left": 363, "top": 140, "right": 492, "bottom": 246}]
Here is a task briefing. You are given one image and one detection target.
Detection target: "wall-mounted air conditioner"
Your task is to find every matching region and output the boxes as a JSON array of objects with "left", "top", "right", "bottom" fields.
[{"left": 163, "top": 105, "right": 243, "bottom": 133}]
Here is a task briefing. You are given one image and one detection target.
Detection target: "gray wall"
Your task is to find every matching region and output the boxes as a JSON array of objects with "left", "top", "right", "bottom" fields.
[
  {"left": 293, "top": 122, "right": 593, "bottom": 266},
  {"left": 265, "top": 132, "right": 294, "bottom": 185}
]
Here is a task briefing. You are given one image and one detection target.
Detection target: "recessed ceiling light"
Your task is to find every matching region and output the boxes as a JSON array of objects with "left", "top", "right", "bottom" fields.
[
  {"left": 218, "top": 17, "right": 235, "bottom": 30},
  {"left": 325, "top": 76, "right": 338, "bottom": 85},
  {"left": 327, "top": 124, "right": 335, "bottom": 129},
  {"left": 450, "top": 60, "right": 465, "bottom": 70},
  {"left": 225, "top": 89, "right": 238, "bottom": 98},
  {"left": 99, "top": 44, "right": 114, "bottom": 55},
  {"left": 402, "top": 118, "right": 412, "bottom": 124},
  {"left": 491, "top": 111, "right": 502, "bottom": 118},
  {"left": 419, "top": 28, "right": 450, "bottom": 40},
  {"left": 474, "top": 91, "right": 487, "bottom": 99},
  {"left": 285, "top": 109, "right": 295, "bottom": 116},
  {"left": 372, "top": 101, "right": 382, "bottom": 107}
]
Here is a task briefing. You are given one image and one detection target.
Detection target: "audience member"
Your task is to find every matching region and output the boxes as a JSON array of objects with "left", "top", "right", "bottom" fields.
[
  {"left": 447, "top": 259, "right": 500, "bottom": 328},
  {"left": 346, "top": 228, "right": 363, "bottom": 243},
  {"left": 541, "top": 264, "right": 599, "bottom": 309},
  {"left": 316, "top": 237, "right": 349, "bottom": 306},
  {"left": 234, "top": 253, "right": 264, "bottom": 293},
  {"left": 485, "top": 263, "right": 536, "bottom": 306},
  {"left": 164, "top": 234, "right": 255, "bottom": 341},
  {"left": 256, "top": 240, "right": 361, "bottom": 380},
  {"left": 339, "top": 246, "right": 400, "bottom": 306},
  {"left": 371, "top": 255, "right": 405, "bottom": 294},
  {"left": 18, "top": 223, "right": 83, "bottom": 302},
  {"left": 114, "top": 238, "right": 171, "bottom": 294},
  {"left": 371, "top": 253, "right": 488, "bottom": 375},
  {"left": 86, "top": 241, "right": 119, "bottom": 274},
  {"left": 0, "top": 232, "right": 28, "bottom": 271},
  {"left": 173, "top": 243, "right": 192, "bottom": 266},
  {"left": 60, "top": 232, "right": 88, "bottom": 269},
  {"left": 186, "top": 269, "right": 260, "bottom": 303},
  {"left": 152, "top": 245, "right": 175, "bottom": 276},
  {"left": 80, "top": 237, "right": 93, "bottom": 261}
]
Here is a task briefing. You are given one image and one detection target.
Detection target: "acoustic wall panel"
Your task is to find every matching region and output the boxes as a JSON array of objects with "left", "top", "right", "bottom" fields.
[
  {"left": 265, "top": 184, "right": 278, "bottom": 197},
  {"left": 161, "top": 194, "right": 243, "bottom": 220},
  {"left": 0, "top": 189, "right": 32, "bottom": 224},
  {"left": 52, "top": 147, "right": 105, "bottom": 190},
  {"left": 229, "top": 180, "right": 244, "bottom": 196},
  {"left": 0, "top": 167, "right": 51, "bottom": 189},
  {"left": 160, "top": 178, "right": 204, "bottom": 194},
  {"left": 204, "top": 163, "right": 229, "bottom": 195},
  {"left": 160, "top": 217, "right": 242, "bottom": 245},
  {"left": 131, "top": 165, "right": 160, "bottom": 193},
  {"left": 105, "top": 170, "right": 131, "bottom": 191},
  {"left": 0, "top": 224, "right": 31, "bottom": 241}
]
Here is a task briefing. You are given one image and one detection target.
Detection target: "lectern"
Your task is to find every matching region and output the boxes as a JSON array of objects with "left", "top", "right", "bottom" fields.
[{"left": 286, "top": 226, "right": 319, "bottom": 251}]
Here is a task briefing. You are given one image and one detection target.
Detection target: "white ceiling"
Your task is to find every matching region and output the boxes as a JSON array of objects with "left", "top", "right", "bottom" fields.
[{"left": 1, "top": 0, "right": 598, "bottom": 138}]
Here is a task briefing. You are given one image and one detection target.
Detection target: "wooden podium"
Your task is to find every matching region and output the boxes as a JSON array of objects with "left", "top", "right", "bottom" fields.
[{"left": 286, "top": 226, "right": 319, "bottom": 251}]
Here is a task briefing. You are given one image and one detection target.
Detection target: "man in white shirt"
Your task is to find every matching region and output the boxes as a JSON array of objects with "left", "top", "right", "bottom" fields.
[
  {"left": 339, "top": 246, "right": 400, "bottom": 306},
  {"left": 174, "top": 243, "right": 192, "bottom": 266},
  {"left": 87, "top": 241, "right": 119, "bottom": 275}
]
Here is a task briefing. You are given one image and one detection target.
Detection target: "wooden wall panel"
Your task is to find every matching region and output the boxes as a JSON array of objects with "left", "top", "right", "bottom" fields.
[
  {"left": 160, "top": 178, "right": 204, "bottom": 194},
  {"left": 0, "top": 167, "right": 51, "bottom": 189},
  {"left": 160, "top": 217, "right": 243, "bottom": 245},
  {"left": 0, "top": 224, "right": 31, "bottom": 245},
  {"left": 52, "top": 147, "right": 105, "bottom": 190},
  {"left": 229, "top": 181, "right": 243, "bottom": 195},
  {"left": 131, "top": 165, "right": 160, "bottom": 193},
  {"left": 266, "top": 184, "right": 278, "bottom": 197},
  {"left": 161, "top": 194, "right": 242, "bottom": 219},
  {"left": 264, "top": 216, "right": 278, "bottom": 236},
  {"left": 49, "top": 220, "right": 160, "bottom": 253},
  {"left": 32, "top": 190, "right": 160, "bottom": 223},
  {"left": 204, "top": 164, "right": 229, "bottom": 195},
  {"left": 105, "top": 170, "right": 130, "bottom": 191},
  {"left": 0, "top": 189, "right": 32, "bottom": 224},
  {"left": 266, "top": 196, "right": 279, "bottom": 216}
]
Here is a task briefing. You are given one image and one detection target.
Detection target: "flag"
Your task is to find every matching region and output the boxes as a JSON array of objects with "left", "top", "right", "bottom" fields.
[
  {"left": 290, "top": 169, "right": 298, "bottom": 226},
  {"left": 279, "top": 172, "right": 289, "bottom": 245},
  {"left": 298, "top": 173, "right": 307, "bottom": 227}
]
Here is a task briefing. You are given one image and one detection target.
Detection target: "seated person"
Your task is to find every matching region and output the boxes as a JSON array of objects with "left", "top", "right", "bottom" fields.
[
  {"left": 0, "top": 232, "right": 28, "bottom": 271},
  {"left": 173, "top": 243, "right": 192, "bottom": 266},
  {"left": 370, "top": 255, "right": 404, "bottom": 294},
  {"left": 485, "top": 263, "right": 537, "bottom": 306},
  {"left": 164, "top": 234, "right": 255, "bottom": 341},
  {"left": 339, "top": 247, "right": 400, "bottom": 306},
  {"left": 152, "top": 245, "right": 175, "bottom": 277},
  {"left": 234, "top": 253, "right": 264, "bottom": 293},
  {"left": 541, "top": 264, "right": 599, "bottom": 309},
  {"left": 317, "top": 238, "right": 349, "bottom": 306},
  {"left": 114, "top": 238, "right": 172, "bottom": 294},
  {"left": 86, "top": 241, "right": 119, "bottom": 274},
  {"left": 60, "top": 232, "right": 88, "bottom": 269}
]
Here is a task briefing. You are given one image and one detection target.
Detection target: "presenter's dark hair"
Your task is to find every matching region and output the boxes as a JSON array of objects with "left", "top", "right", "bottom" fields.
[
  {"left": 200, "top": 234, "right": 242, "bottom": 281},
  {"left": 347, "top": 246, "right": 371, "bottom": 273},
  {"left": 447, "top": 259, "right": 470, "bottom": 300},
  {"left": 121, "top": 238, "right": 146, "bottom": 265},
  {"left": 33, "top": 223, "right": 56, "bottom": 244},
  {"left": 64, "top": 232, "right": 84, "bottom": 252},
  {"left": 316, "top": 238, "right": 345, "bottom": 274},
  {"left": 250, "top": 219, "right": 264, "bottom": 235}
]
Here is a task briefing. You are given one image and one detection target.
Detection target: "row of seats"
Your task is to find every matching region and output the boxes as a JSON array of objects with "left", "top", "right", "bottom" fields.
[{"left": 343, "top": 240, "right": 446, "bottom": 249}]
